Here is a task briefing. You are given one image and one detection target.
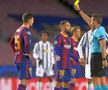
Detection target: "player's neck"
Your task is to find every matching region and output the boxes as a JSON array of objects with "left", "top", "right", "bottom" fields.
[
  {"left": 72, "top": 35, "right": 78, "bottom": 42},
  {"left": 22, "top": 23, "right": 30, "bottom": 28},
  {"left": 42, "top": 40, "right": 47, "bottom": 43},
  {"left": 61, "top": 31, "right": 68, "bottom": 37}
]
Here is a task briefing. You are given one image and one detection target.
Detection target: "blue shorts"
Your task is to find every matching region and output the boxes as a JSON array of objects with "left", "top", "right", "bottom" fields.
[
  {"left": 16, "top": 55, "right": 32, "bottom": 80},
  {"left": 55, "top": 69, "right": 71, "bottom": 82},
  {"left": 71, "top": 63, "right": 85, "bottom": 78}
]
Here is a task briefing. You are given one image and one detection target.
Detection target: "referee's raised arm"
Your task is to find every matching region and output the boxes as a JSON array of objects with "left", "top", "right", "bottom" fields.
[{"left": 74, "top": 4, "right": 91, "bottom": 27}]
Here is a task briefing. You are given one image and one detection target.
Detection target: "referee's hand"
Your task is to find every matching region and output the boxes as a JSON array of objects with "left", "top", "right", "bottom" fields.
[
  {"left": 55, "top": 55, "right": 61, "bottom": 62},
  {"left": 74, "top": 4, "right": 80, "bottom": 12},
  {"left": 102, "top": 60, "right": 108, "bottom": 68}
]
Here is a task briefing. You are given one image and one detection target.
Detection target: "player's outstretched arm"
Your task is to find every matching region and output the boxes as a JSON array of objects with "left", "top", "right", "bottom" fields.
[{"left": 74, "top": 4, "right": 91, "bottom": 26}]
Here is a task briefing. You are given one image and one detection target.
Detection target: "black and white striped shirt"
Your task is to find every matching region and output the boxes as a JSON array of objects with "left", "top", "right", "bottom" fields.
[
  {"left": 33, "top": 41, "right": 54, "bottom": 69},
  {"left": 78, "top": 30, "right": 92, "bottom": 64}
]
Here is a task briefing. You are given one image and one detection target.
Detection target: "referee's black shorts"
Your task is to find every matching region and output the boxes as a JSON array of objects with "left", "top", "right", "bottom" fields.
[{"left": 90, "top": 53, "right": 106, "bottom": 77}]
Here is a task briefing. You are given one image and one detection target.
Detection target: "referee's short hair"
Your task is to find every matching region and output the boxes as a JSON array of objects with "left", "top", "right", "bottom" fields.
[
  {"left": 22, "top": 13, "right": 33, "bottom": 23},
  {"left": 91, "top": 14, "right": 103, "bottom": 25},
  {"left": 40, "top": 31, "right": 49, "bottom": 37}
]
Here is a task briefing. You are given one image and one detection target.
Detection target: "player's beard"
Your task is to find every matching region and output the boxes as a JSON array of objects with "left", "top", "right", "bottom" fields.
[{"left": 65, "top": 30, "right": 70, "bottom": 35}]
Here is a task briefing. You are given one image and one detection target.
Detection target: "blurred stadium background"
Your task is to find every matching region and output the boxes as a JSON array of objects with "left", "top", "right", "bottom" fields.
[{"left": 0, "top": 0, "right": 108, "bottom": 90}]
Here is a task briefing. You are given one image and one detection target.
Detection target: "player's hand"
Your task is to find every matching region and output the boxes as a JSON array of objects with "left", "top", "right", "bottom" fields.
[
  {"left": 74, "top": 4, "right": 80, "bottom": 12},
  {"left": 79, "top": 58, "right": 86, "bottom": 66},
  {"left": 106, "top": 48, "right": 108, "bottom": 55},
  {"left": 55, "top": 55, "right": 61, "bottom": 62},
  {"left": 70, "top": 58, "right": 74, "bottom": 63},
  {"left": 102, "top": 60, "right": 108, "bottom": 68}
]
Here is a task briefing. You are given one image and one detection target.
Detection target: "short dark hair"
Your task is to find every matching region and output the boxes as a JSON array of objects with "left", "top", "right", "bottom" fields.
[
  {"left": 40, "top": 31, "right": 49, "bottom": 36},
  {"left": 22, "top": 13, "right": 33, "bottom": 23},
  {"left": 91, "top": 14, "right": 103, "bottom": 24},
  {"left": 71, "top": 26, "right": 80, "bottom": 33}
]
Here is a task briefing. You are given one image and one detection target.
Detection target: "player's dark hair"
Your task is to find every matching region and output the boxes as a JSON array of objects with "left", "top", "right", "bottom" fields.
[
  {"left": 91, "top": 14, "right": 103, "bottom": 24},
  {"left": 71, "top": 26, "right": 80, "bottom": 33},
  {"left": 22, "top": 13, "right": 33, "bottom": 23},
  {"left": 40, "top": 31, "right": 49, "bottom": 37}
]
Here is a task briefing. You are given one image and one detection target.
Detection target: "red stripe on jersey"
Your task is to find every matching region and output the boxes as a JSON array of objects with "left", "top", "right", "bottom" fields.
[
  {"left": 24, "top": 32, "right": 28, "bottom": 51},
  {"left": 60, "top": 34, "right": 68, "bottom": 69}
]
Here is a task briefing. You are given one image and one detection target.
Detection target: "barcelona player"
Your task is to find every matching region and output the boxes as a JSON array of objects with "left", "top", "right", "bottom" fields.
[
  {"left": 54, "top": 20, "right": 72, "bottom": 90},
  {"left": 9, "top": 13, "right": 34, "bottom": 90},
  {"left": 69, "top": 26, "right": 83, "bottom": 90}
]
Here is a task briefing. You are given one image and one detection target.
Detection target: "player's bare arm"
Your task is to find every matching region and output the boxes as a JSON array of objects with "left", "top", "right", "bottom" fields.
[
  {"left": 99, "top": 39, "right": 107, "bottom": 67},
  {"left": 74, "top": 4, "right": 91, "bottom": 26}
]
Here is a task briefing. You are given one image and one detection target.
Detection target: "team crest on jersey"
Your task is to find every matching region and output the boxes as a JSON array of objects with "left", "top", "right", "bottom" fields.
[
  {"left": 54, "top": 41, "right": 57, "bottom": 44},
  {"left": 27, "top": 31, "right": 31, "bottom": 35}
]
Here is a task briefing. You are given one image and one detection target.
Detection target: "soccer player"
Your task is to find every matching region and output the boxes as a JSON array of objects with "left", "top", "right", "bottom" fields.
[
  {"left": 33, "top": 31, "right": 55, "bottom": 90},
  {"left": 9, "top": 13, "right": 34, "bottom": 90},
  {"left": 78, "top": 29, "right": 93, "bottom": 90},
  {"left": 54, "top": 20, "right": 71, "bottom": 90},
  {"left": 74, "top": 4, "right": 108, "bottom": 90},
  {"left": 69, "top": 26, "right": 83, "bottom": 90}
]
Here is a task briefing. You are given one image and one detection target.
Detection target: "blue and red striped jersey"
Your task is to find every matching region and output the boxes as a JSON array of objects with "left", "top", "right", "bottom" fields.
[
  {"left": 54, "top": 32, "right": 71, "bottom": 69},
  {"left": 71, "top": 38, "right": 80, "bottom": 64},
  {"left": 10, "top": 26, "right": 31, "bottom": 63}
]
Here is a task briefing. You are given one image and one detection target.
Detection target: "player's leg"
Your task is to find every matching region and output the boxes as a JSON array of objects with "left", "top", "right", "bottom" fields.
[
  {"left": 18, "top": 79, "right": 28, "bottom": 90},
  {"left": 62, "top": 69, "right": 71, "bottom": 90},
  {"left": 37, "top": 77, "right": 43, "bottom": 90},
  {"left": 92, "top": 77, "right": 102, "bottom": 90},
  {"left": 36, "top": 67, "right": 44, "bottom": 90},
  {"left": 45, "top": 68, "right": 54, "bottom": 90},
  {"left": 54, "top": 69, "right": 62, "bottom": 90},
  {"left": 87, "top": 79, "right": 93, "bottom": 90},
  {"left": 85, "top": 63, "right": 93, "bottom": 90},
  {"left": 46, "top": 68, "right": 54, "bottom": 90},
  {"left": 62, "top": 82, "right": 70, "bottom": 90},
  {"left": 70, "top": 78, "right": 77, "bottom": 90},
  {"left": 54, "top": 81, "right": 62, "bottom": 90},
  {"left": 91, "top": 54, "right": 104, "bottom": 90},
  {"left": 101, "top": 76, "right": 108, "bottom": 90},
  {"left": 48, "top": 76, "right": 54, "bottom": 90},
  {"left": 17, "top": 56, "right": 32, "bottom": 90},
  {"left": 18, "top": 55, "right": 32, "bottom": 90},
  {"left": 70, "top": 64, "right": 79, "bottom": 90}
]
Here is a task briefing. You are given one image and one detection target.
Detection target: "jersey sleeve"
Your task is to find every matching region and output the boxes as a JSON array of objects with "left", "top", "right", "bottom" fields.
[
  {"left": 50, "top": 44, "right": 55, "bottom": 64},
  {"left": 54, "top": 34, "right": 62, "bottom": 56},
  {"left": 96, "top": 27, "right": 106, "bottom": 40},
  {"left": 33, "top": 43, "right": 39, "bottom": 60},
  {"left": 78, "top": 33, "right": 86, "bottom": 58},
  {"left": 24, "top": 29, "right": 31, "bottom": 54},
  {"left": 106, "top": 32, "right": 108, "bottom": 41}
]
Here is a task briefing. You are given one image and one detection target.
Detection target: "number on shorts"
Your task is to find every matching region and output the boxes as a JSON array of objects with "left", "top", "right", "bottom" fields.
[{"left": 59, "top": 70, "right": 65, "bottom": 77}]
